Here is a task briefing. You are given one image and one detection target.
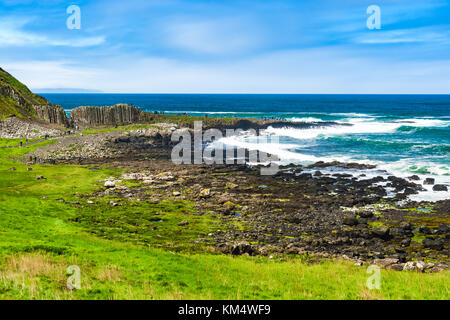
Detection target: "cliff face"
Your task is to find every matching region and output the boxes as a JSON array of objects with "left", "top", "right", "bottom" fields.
[
  {"left": 33, "top": 104, "right": 71, "bottom": 127},
  {"left": 0, "top": 67, "right": 71, "bottom": 127},
  {"left": 71, "top": 104, "right": 149, "bottom": 127}
]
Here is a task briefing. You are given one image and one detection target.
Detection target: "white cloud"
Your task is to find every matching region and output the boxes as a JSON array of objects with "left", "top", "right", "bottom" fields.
[{"left": 163, "top": 17, "right": 263, "bottom": 55}]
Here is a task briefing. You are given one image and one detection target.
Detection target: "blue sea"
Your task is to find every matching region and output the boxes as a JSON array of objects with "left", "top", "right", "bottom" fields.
[{"left": 41, "top": 94, "right": 450, "bottom": 201}]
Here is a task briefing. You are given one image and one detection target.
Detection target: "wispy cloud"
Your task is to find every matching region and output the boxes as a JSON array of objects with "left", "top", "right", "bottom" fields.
[
  {"left": 356, "top": 27, "right": 450, "bottom": 44},
  {"left": 0, "top": 17, "right": 105, "bottom": 47}
]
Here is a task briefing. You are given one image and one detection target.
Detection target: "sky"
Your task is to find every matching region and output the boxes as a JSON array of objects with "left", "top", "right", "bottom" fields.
[{"left": 0, "top": 0, "right": 450, "bottom": 93}]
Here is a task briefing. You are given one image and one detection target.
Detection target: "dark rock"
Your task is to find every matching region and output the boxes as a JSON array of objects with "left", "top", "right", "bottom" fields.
[
  {"left": 371, "top": 226, "right": 391, "bottom": 240},
  {"left": 423, "top": 238, "right": 444, "bottom": 250},
  {"left": 343, "top": 216, "right": 358, "bottom": 226},
  {"left": 423, "top": 178, "right": 435, "bottom": 185},
  {"left": 408, "top": 175, "right": 420, "bottom": 181},
  {"left": 433, "top": 184, "right": 448, "bottom": 192},
  {"left": 437, "top": 224, "right": 449, "bottom": 234},
  {"left": 419, "top": 226, "right": 431, "bottom": 235}
]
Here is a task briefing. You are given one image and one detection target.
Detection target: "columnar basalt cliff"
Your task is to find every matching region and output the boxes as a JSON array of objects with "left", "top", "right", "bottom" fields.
[
  {"left": 33, "top": 104, "right": 71, "bottom": 127},
  {"left": 70, "top": 104, "right": 150, "bottom": 127}
]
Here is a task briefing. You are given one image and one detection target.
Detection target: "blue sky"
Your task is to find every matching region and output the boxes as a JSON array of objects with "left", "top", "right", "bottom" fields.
[{"left": 1, "top": 0, "right": 449, "bottom": 93}]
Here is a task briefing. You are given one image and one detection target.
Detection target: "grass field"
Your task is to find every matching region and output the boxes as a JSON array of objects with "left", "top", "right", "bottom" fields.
[{"left": 0, "top": 138, "right": 448, "bottom": 300}]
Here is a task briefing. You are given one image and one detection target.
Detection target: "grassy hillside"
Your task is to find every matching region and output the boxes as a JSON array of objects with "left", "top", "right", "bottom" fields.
[
  {"left": 0, "top": 68, "right": 49, "bottom": 120},
  {"left": 0, "top": 139, "right": 448, "bottom": 300}
]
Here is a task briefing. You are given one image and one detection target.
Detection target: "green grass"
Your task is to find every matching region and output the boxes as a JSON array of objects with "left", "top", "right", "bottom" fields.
[{"left": 0, "top": 139, "right": 448, "bottom": 300}]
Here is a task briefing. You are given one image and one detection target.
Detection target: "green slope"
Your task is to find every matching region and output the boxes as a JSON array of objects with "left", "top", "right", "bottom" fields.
[{"left": 0, "top": 67, "right": 49, "bottom": 120}]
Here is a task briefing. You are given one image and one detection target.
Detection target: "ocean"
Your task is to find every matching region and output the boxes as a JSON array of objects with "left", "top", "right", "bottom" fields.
[{"left": 41, "top": 94, "right": 450, "bottom": 202}]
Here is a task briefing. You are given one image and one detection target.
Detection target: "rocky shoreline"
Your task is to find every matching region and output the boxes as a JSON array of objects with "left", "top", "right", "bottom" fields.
[{"left": 19, "top": 119, "right": 449, "bottom": 273}]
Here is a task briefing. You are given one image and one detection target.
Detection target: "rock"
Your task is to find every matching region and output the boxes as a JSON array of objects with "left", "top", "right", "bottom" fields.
[
  {"left": 109, "top": 201, "right": 118, "bottom": 207},
  {"left": 225, "top": 182, "right": 238, "bottom": 189},
  {"left": 423, "top": 238, "right": 444, "bottom": 250},
  {"left": 35, "top": 176, "right": 46, "bottom": 180},
  {"left": 343, "top": 216, "right": 358, "bottom": 226},
  {"left": 231, "top": 241, "right": 255, "bottom": 256},
  {"left": 437, "top": 224, "right": 449, "bottom": 234},
  {"left": 388, "top": 263, "right": 405, "bottom": 271},
  {"left": 399, "top": 222, "right": 412, "bottom": 230},
  {"left": 403, "top": 261, "right": 426, "bottom": 272},
  {"left": 27, "top": 167, "right": 33, "bottom": 171},
  {"left": 401, "top": 239, "right": 411, "bottom": 247},
  {"left": 199, "top": 188, "right": 211, "bottom": 198},
  {"left": 104, "top": 180, "right": 116, "bottom": 188},
  {"left": 172, "top": 191, "right": 181, "bottom": 196},
  {"left": 9, "top": 167, "right": 16, "bottom": 171},
  {"left": 428, "top": 263, "right": 449, "bottom": 273},
  {"left": 419, "top": 226, "right": 431, "bottom": 234},
  {"left": 87, "top": 200, "right": 94, "bottom": 204},
  {"left": 373, "top": 258, "right": 398, "bottom": 268},
  {"left": 408, "top": 175, "right": 420, "bottom": 181},
  {"left": 71, "top": 104, "right": 150, "bottom": 127},
  {"left": 223, "top": 201, "right": 237, "bottom": 215},
  {"left": 178, "top": 220, "right": 189, "bottom": 226},
  {"left": 433, "top": 184, "right": 448, "bottom": 192},
  {"left": 359, "top": 212, "right": 374, "bottom": 219},
  {"left": 423, "top": 178, "right": 435, "bottom": 185},
  {"left": 371, "top": 226, "right": 391, "bottom": 240}
]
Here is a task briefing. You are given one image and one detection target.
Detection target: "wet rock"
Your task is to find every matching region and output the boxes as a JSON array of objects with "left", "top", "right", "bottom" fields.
[
  {"left": 433, "top": 184, "right": 448, "bottom": 192},
  {"left": 423, "top": 178, "right": 435, "bottom": 185},
  {"left": 408, "top": 175, "right": 420, "bottom": 181}
]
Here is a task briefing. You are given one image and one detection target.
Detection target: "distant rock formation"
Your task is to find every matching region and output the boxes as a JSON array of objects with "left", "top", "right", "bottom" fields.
[{"left": 71, "top": 104, "right": 150, "bottom": 127}]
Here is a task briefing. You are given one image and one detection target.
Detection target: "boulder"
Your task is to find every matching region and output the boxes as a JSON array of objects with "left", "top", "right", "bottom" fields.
[
  {"left": 403, "top": 261, "right": 426, "bottom": 272},
  {"left": 433, "top": 184, "right": 448, "bottom": 192},
  {"left": 423, "top": 178, "right": 435, "bottom": 185},
  {"left": 104, "top": 180, "right": 116, "bottom": 188},
  {"left": 373, "top": 258, "right": 398, "bottom": 268},
  {"left": 371, "top": 226, "right": 391, "bottom": 240},
  {"left": 423, "top": 238, "right": 444, "bottom": 250}
]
